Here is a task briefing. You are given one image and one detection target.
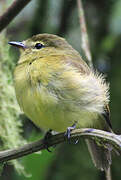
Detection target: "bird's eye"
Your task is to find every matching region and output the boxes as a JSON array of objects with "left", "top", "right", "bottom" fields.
[{"left": 34, "top": 43, "right": 44, "bottom": 49}]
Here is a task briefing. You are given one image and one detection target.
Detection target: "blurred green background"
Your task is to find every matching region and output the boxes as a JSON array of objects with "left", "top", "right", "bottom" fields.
[{"left": 0, "top": 0, "right": 121, "bottom": 179}]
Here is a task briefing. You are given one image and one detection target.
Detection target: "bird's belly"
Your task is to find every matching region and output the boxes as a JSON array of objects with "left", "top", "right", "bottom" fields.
[
  {"left": 16, "top": 84, "right": 99, "bottom": 132},
  {"left": 14, "top": 63, "right": 100, "bottom": 132},
  {"left": 17, "top": 86, "right": 74, "bottom": 132}
]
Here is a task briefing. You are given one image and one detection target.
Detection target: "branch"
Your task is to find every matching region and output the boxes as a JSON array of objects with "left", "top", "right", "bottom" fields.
[
  {"left": 77, "top": 0, "right": 93, "bottom": 69},
  {"left": 0, "top": 128, "right": 121, "bottom": 163},
  {"left": 0, "top": 0, "right": 32, "bottom": 32}
]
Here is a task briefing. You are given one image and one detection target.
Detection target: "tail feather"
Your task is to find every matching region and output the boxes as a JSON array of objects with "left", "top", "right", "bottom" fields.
[{"left": 86, "top": 139, "right": 112, "bottom": 171}]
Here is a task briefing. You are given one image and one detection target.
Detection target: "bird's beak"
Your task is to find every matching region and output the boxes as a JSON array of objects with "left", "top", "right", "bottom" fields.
[{"left": 8, "top": 41, "right": 26, "bottom": 49}]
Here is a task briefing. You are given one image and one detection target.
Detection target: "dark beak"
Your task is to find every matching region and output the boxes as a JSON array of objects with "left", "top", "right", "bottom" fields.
[{"left": 8, "top": 41, "right": 26, "bottom": 49}]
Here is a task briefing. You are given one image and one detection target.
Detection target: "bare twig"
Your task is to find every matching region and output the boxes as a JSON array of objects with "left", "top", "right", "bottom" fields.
[
  {"left": 77, "top": 0, "right": 93, "bottom": 69},
  {"left": 0, "top": 128, "right": 121, "bottom": 163},
  {"left": 0, "top": 0, "right": 32, "bottom": 32}
]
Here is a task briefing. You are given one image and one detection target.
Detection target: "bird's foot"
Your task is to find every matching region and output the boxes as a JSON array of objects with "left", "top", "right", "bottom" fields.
[
  {"left": 65, "top": 123, "right": 79, "bottom": 144},
  {"left": 43, "top": 129, "right": 52, "bottom": 152}
]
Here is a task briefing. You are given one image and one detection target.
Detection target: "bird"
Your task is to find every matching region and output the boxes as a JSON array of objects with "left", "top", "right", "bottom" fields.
[{"left": 9, "top": 33, "right": 112, "bottom": 172}]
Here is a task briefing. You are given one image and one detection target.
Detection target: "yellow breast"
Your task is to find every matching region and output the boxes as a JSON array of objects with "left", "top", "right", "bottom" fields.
[{"left": 14, "top": 55, "right": 103, "bottom": 132}]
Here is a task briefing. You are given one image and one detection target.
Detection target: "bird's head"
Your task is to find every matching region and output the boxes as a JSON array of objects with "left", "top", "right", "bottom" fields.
[{"left": 8, "top": 34, "right": 79, "bottom": 64}]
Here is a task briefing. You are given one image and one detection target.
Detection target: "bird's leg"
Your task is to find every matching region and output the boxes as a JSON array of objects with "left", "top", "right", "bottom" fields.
[
  {"left": 43, "top": 129, "right": 52, "bottom": 152},
  {"left": 65, "top": 123, "right": 78, "bottom": 144},
  {"left": 65, "top": 123, "right": 76, "bottom": 139}
]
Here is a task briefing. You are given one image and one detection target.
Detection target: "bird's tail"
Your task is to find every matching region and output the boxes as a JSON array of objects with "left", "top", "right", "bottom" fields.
[{"left": 86, "top": 139, "right": 112, "bottom": 171}]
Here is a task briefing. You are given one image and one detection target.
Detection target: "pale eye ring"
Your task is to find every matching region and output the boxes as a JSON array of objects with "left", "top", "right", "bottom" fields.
[{"left": 35, "top": 43, "right": 44, "bottom": 49}]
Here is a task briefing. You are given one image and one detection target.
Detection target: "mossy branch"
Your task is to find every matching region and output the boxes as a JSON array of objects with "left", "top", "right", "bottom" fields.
[
  {"left": 0, "top": 0, "right": 32, "bottom": 32},
  {"left": 0, "top": 128, "right": 121, "bottom": 163}
]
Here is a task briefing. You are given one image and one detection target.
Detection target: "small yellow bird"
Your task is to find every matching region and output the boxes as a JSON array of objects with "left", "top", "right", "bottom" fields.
[{"left": 9, "top": 33, "right": 112, "bottom": 171}]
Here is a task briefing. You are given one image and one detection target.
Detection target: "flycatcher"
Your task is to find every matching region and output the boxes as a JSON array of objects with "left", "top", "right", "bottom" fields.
[{"left": 9, "top": 33, "right": 112, "bottom": 172}]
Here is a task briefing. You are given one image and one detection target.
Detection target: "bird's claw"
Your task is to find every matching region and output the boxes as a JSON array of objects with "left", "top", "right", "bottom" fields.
[
  {"left": 43, "top": 130, "right": 52, "bottom": 152},
  {"left": 65, "top": 123, "right": 79, "bottom": 144}
]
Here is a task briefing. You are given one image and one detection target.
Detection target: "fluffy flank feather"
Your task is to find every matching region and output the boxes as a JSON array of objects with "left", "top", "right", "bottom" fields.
[{"left": 78, "top": 71, "right": 109, "bottom": 114}]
